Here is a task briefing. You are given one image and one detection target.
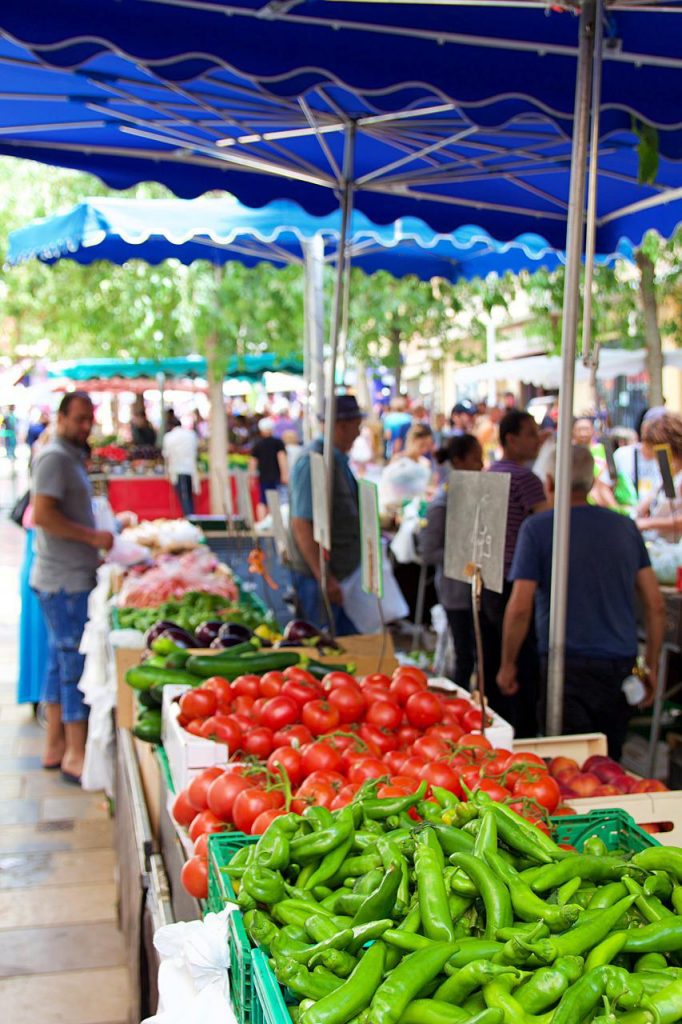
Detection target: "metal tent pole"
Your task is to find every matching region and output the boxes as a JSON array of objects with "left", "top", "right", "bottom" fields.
[
  {"left": 582, "top": 0, "right": 604, "bottom": 366},
  {"left": 307, "top": 234, "right": 326, "bottom": 430},
  {"left": 546, "top": 0, "right": 596, "bottom": 737}
]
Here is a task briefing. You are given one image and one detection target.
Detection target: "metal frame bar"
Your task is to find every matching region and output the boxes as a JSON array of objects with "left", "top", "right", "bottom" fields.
[
  {"left": 546, "top": 0, "right": 597, "bottom": 736},
  {"left": 582, "top": 0, "right": 604, "bottom": 364}
]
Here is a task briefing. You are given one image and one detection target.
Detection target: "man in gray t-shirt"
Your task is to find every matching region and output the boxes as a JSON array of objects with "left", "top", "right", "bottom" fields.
[{"left": 31, "top": 392, "right": 114, "bottom": 783}]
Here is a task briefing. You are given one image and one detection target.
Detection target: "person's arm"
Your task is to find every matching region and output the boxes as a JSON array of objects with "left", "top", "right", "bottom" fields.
[
  {"left": 290, "top": 516, "right": 343, "bottom": 604},
  {"left": 416, "top": 500, "right": 446, "bottom": 566},
  {"left": 277, "top": 448, "right": 289, "bottom": 486},
  {"left": 497, "top": 579, "right": 536, "bottom": 695},
  {"left": 248, "top": 456, "right": 258, "bottom": 477},
  {"left": 636, "top": 511, "right": 682, "bottom": 535},
  {"left": 33, "top": 494, "right": 113, "bottom": 550},
  {"left": 635, "top": 565, "right": 666, "bottom": 707}
]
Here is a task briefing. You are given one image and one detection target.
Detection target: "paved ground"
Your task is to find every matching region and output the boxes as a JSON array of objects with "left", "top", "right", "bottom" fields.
[{"left": 0, "top": 456, "right": 129, "bottom": 1024}]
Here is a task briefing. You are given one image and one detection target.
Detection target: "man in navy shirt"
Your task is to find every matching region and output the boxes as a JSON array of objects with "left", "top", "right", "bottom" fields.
[{"left": 498, "top": 445, "right": 665, "bottom": 757}]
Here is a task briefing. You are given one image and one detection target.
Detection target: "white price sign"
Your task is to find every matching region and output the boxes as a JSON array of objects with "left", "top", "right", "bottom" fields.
[
  {"left": 310, "top": 451, "right": 331, "bottom": 551},
  {"left": 444, "top": 470, "right": 510, "bottom": 594},
  {"left": 266, "top": 489, "right": 292, "bottom": 564},
  {"left": 234, "top": 469, "right": 254, "bottom": 529},
  {"left": 359, "top": 479, "right": 383, "bottom": 598}
]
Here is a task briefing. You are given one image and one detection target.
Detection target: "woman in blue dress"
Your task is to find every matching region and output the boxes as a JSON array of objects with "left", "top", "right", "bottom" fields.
[{"left": 17, "top": 516, "right": 50, "bottom": 710}]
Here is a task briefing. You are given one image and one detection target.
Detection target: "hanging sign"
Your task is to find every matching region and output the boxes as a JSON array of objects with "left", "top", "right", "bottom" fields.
[
  {"left": 444, "top": 470, "right": 510, "bottom": 594},
  {"left": 266, "top": 489, "right": 292, "bottom": 564},
  {"left": 310, "top": 452, "right": 331, "bottom": 550},
  {"left": 234, "top": 469, "right": 254, "bottom": 529},
  {"left": 359, "top": 479, "right": 383, "bottom": 598}
]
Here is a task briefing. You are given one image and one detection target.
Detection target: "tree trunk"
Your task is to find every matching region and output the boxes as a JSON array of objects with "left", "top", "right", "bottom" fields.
[
  {"left": 205, "top": 331, "right": 230, "bottom": 516},
  {"left": 355, "top": 359, "right": 371, "bottom": 411},
  {"left": 636, "top": 249, "right": 664, "bottom": 407},
  {"left": 393, "top": 336, "right": 403, "bottom": 395}
]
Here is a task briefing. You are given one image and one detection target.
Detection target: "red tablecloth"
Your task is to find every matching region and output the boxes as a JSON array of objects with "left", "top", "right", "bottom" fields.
[{"left": 106, "top": 476, "right": 259, "bottom": 520}]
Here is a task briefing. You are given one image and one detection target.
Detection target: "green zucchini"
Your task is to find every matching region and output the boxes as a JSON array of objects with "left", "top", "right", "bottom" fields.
[
  {"left": 125, "top": 664, "right": 200, "bottom": 691},
  {"left": 186, "top": 650, "right": 301, "bottom": 680},
  {"left": 132, "top": 708, "right": 162, "bottom": 743}
]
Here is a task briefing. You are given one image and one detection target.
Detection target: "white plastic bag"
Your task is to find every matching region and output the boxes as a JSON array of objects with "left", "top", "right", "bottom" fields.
[
  {"left": 142, "top": 909, "right": 237, "bottom": 1024},
  {"left": 92, "top": 495, "right": 118, "bottom": 534},
  {"left": 106, "top": 535, "right": 153, "bottom": 567},
  {"left": 80, "top": 566, "right": 117, "bottom": 794},
  {"left": 341, "top": 545, "right": 409, "bottom": 633}
]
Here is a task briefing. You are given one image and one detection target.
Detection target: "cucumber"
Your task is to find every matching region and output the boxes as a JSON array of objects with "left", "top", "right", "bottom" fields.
[
  {"left": 186, "top": 651, "right": 301, "bottom": 680},
  {"left": 132, "top": 709, "right": 162, "bottom": 744},
  {"left": 125, "top": 664, "right": 200, "bottom": 691}
]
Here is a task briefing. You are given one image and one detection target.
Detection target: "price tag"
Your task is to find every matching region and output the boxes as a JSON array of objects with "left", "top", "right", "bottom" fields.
[
  {"left": 234, "top": 469, "right": 254, "bottom": 528},
  {"left": 359, "top": 479, "right": 383, "bottom": 598},
  {"left": 655, "top": 444, "right": 677, "bottom": 500},
  {"left": 266, "top": 489, "right": 292, "bottom": 564},
  {"left": 444, "top": 470, "right": 510, "bottom": 594},
  {"left": 310, "top": 451, "right": 331, "bottom": 550}
]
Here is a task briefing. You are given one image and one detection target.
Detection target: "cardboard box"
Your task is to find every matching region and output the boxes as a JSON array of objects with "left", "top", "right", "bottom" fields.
[
  {"left": 115, "top": 647, "right": 145, "bottom": 730},
  {"left": 161, "top": 685, "right": 231, "bottom": 791},
  {"left": 512, "top": 733, "right": 608, "bottom": 763},
  {"left": 251, "top": 632, "right": 398, "bottom": 678},
  {"left": 133, "top": 736, "right": 162, "bottom": 839}
]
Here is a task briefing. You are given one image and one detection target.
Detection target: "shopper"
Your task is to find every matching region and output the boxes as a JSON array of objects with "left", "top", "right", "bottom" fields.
[
  {"left": 481, "top": 409, "right": 547, "bottom": 735},
  {"left": 288, "top": 394, "right": 364, "bottom": 635},
  {"left": 31, "top": 392, "right": 114, "bottom": 782},
  {"left": 131, "top": 409, "right": 157, "bottom": 447},
  {"left": 636, "top": 410, "right": 682, "bottom": 539},
  {"left": 498, "top": 444, "right": 665, "bottom": 759},
  {"left": 250, "top": 417, "right": 288, "bottom": 520},
  {"left": 162, "top": 417, "right": 200, "bottom": 516},
  {"left": 418, "top": 434, "right": 484, "bottom": 688}
]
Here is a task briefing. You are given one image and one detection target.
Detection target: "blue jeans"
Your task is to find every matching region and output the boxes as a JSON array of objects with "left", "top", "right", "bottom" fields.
[
  {"left": 291, "top": 570, "right": 358, "bottom": 637},
  {"left": 35, "top": 589, "right": 90, "bottom": 722},
  {"left": 175, "top": 474, "right": 195, "bottom": 516}
]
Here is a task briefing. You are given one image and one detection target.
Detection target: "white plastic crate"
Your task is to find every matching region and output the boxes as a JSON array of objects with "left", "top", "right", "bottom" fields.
[
  {"left": 161, "top": 684, "right": 231, "bottom": 792},
  {"left": 428, "top": 677, "right": 514, "bottom": 750}
]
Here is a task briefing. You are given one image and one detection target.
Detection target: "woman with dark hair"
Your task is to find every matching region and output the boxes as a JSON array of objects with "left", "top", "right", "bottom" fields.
[
  {"left": 637, "top": 411, "right": 682, "bottom": 538},
  {"left": 418, "top": 434, "right": 483, "bottom": 688}
]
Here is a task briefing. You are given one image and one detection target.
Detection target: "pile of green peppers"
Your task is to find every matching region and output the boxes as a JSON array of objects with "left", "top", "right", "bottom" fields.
[{"left": 224, "top": 785, "right": 682, "bottom": 1024}]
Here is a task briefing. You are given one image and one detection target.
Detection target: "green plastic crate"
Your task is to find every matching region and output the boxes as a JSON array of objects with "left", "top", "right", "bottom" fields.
[
  {"left": 208, "top": 833, "right": 259, "bottom": 1023},
  {"left": 251, "top": 948, "right": 292, "bottom": 1024},
  {"left": 155, "top": 746, "right": 174, "bottom": 795},
  {"left": 551, "top": 808, "right": 660, "bottom": 852}
]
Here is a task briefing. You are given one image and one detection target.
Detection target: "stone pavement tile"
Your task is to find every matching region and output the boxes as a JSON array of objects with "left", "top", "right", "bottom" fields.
[
  {"left": 41, "top": 795, "right": 110, "bottom": 823},
  {"left": 0, "top": 798, "right": 40, "bottom": 825},
  {"left": 13, "top": 735, "right": 46, "bottom": 757},
  {"left": 0, "top": 966, "right": 129, "bottom": 1024},
  {"left": 0, "top": 704, "right": 35, "bottom": 723},
  {"left": 24, "top": 773, "right": 86, "bottom": 798},
  {"left": 0, "top": 720, "right": 40, "bottom": 738},
  {"left": 0, "top": 776, "right": 24, "bottom": 799},
  {"left": 0, "top": 848, "right": 115, "bottom": 889},
  {"left": 0, "top": 922, "right": 126, "bottom": 977},
  {"left": 0, "top": 880, "right": 118, "bottom": 928},
  {"left": 0, "top": 756, "right": 43, "bottom": 774},
  {"left": 0, "top": 818, "right": 114, "bottom": 854}
]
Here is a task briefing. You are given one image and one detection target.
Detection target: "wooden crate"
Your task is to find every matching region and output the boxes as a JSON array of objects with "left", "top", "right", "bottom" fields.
[
  {"left": 512, "top": 733, "right": 608, "bottom": 762},
  {"left": 115, "top": 647, "right": 146, "bottom": 730},
  {"left": 133, "top": 736, "right": 162, "bottom": 839},
  {"left": 565, "top": 791, "right": 682, "bottom": 847}
]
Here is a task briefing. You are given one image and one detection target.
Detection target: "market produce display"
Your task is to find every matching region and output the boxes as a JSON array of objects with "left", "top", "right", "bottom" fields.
[
  {"left": 116, "top": 547, "right": 238, "bottom": 608},
  {"left": 549, "top": 755, "right": 668, "bottom": 799},
  {"left": 204, "top": 794, "right": 682, "bottom": 1024}
]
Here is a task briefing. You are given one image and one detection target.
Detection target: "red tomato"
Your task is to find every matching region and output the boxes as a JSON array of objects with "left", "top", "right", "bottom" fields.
[
  {"left": 231, "top": 713, "right": 255, "bottom": 732},
  {"left": 461, "top": 707, "right": 492, "bottom": 733},
  {"left": 552, "top": 805, "right": 577, "bottom": 817},
  {"left": 419, "top": 762, "right": 463, "bottom": 797},
  {"left": 199, "top": 715, "right": 242, "bottom": 749},
  {"left": 321, "top": 671, "right": 358, "bottom": 691},
  {"left": 405, "top": 691, "right": 443, "bottom": 730},
  {"left": 301, "top": 741, "right": 344, "bottom": 777},
  {"left": 475, "top": 777, "right": 514, "bottom": 802},
  {"left": 412, "top": 734, "right": 449, "bottom": 762},
  {"left": 361, "top": 673, "right": 392, "bottom": 688},
  {"left": 193, "top": 832, "right": 210, "bottom": 859},
  {"left": 513, "top": 773, "right": 561, "bottom": 814},
  {"left": 207, "top": 772, "right": 253, "bottom": 822},
  {"left": 272, "top": 723, "right": 313, "bottom": 749},
  {"left": 377, "top": 782, "right": 412, "bottom": 798},
  {"left": 365, "top": 699, "right": 403, "bottom": 731},
  {"left": 291, "top": 779, "right": 336, "bottom": 813},
  {"left": 391, "top": 775, "right": 423, "bottom": 792},
  {"left": 460, "top": 765, "right": 484, "bottom": 791},
  {"left": 250, "top": 808, "right": 287, "bottom": 834},
  {"left": 202, "top": 676, "right": 232, "bottom": 707},
  {"left": 181, "top": 856, "right": 208, "bottom": 899},
  {"left": 392, "top": 666, "right": 429, "bottom": 687},
  {"left": 172, "top": 788, "right": 197, "bottom": 828},
  {"left": 267, "top": 746, "right": 304, "bottom": 787},
  {"left": 331, "top": 783, "right": 360, "bottom": 810},
  {"left": 359, "top": 723, "right": 398, "bottom": 756},
  {"left": 232, "top": 695, "right": 255, "bottom": 716},
  {"left": 242, "top": 726, "right": 275, "bottom": 759},
  {"left": 232, "top": 787, "right": 284, "bottom": 834},
  {"left": 363, "top": 683, "right": 399, "bottom": 706},
  {"left": 188, "top": 809, "right": 229, "bottom": 843},
  {"left": 260, "top": 695, "right": 300, "bottom": 732},
  {"left": 179, "top": 688, "right": 217, "bottom": 721},
  {"left": 251, "top": 697, "right": 268, "bottom": 723},
  {"left": 506, "top": 751, "right": 547, "bottom": 771},
  {"left": 187, "top": 766, "right": 224, "bottom": 811},
  {"left": 383, "top": 750, "right": 407, "bottom": 775},
  {"left": 399, "top": 755, "right": 428, "bottom": 781},
  {"left": 302, "top": 700, "right": 341, "bottom": 736},
  {"left": 389, "top": 675, "right": 426, "bottom": 706},
  {"left": 397, "top": 725, "right": 421, "bottom": 749},
  {"left": 184, "top": 718, "right": 207, "bottom": 736},
  {"left": 282, "top": 677, "right": 323, "bottom": 707},
  {"left": 328, "top": 685, "right": 365, "bottom": 724},
  {"left": 459, "top": 733, "right": 493, "bottom": 751},
  {"left": 427, "top": 723, "right": 464, "bottom": 744},
  {"left": 442, "top": 697, "right": 473, "bottom": 718},
  {"left": 259, "top": 671, "right": 285, "bottom": 698},
  {"left": 231, "top": 675, "right": 261, "bottom": 699},
  {"left": 304, "top": 770, "right": 347, "bottom": 789},
  {"left": 282, "top": 666, "right": 318, "bottom": 685},
  {"left": 347, "top": 756, "right": 387, "bottom": 785}
]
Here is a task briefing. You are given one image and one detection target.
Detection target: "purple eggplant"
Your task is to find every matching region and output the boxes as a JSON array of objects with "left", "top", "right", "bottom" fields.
[
  {"left": 210, "top": 634, "right": 248, "bottom": 649},
  {"left": 194, "top": 620, "right": 224, "bottom": 647},
  {"left": 157, "top": 625, "right": 198, "bottom": 649},
  {"left": 282, "top": 619, "right": 322, "bottom": 643},
  {"left": 144, "top": 620, "right": 179, "bottom": 649},
  {"left": 218, "top": 622, "right": 253, "bottom": 642}
]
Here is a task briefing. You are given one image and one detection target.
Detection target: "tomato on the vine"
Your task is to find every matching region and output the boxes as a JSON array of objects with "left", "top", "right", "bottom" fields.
[
  {"left": 259, "top": 671, "right": 285, "bottom": 698},
  {"left": 513, "top": 772, "right": 561, "bottom": 814},
  {"left": 188, "top": 809, "right": 229, "bottom": 843},
  {"left": 321, "top": 671, "right": 357, "bottom": 691},
  {"left": 419, "top": 762, "right": 463, "bottom": 797},
  {"left": 405, "top": 691, "right": 443, "bottom": 730},
  {"left": 301, "top": 741, "right": 344, "bottom": 777},
  {"left": 328, "top": 685, "right": 365, "bottom": 724},
  {"left": 250, "top": 808, "right": 287, "bottom": 834},
  {"left": 202, "top": 676, "right": 232, "bottom": 707},
  {"left": 392, "top": 666, "right": 428, "bottom": 687},
  {"left": 302, "top": 699, "right": 341, "bottom": 736},
  {"left": 172, "top": 788, "right": 197, "bottom": 828},
  {"left": 232, "top": 787, "right": 283, "bottom": 833},
  {"left": 411, "top": 734, "right": 449, "bottom": 762},
  {"left": 291, "top": 779, "right": 336, "bottom": 813},
  {"left": 187, "top": 766, "right": 224, "bottom": 811},
  {"left": 230, "top": 675, "right": 261, "bottom": 699},
  {"left": 347, "top": 756, "right": 387, "bottom": 785},
  {"left": 199, "top": 715, "right": 242, "bottom": 749},
  {"left": 207, "top": 772, "right": 253, "bottom": 822},
  {"left": 389, "top": 675, "right": 425, "bottom": 706},
  {"left": 474, "top": 777, "right": 513, "bottom": 802},
  {"left": 383, "top": 750, "right": 407, "bottom": 775},
  {"left": 179, "top": 688, "right": 217, "bottom": 721},
  {"left": 181, "top": 856, "right": 208, "bottom": 899},
  {"left": 359, "top": 723, "right": 398, "bottom": 756},
  {"left": 282, "top": 677, "right": 323, "bottom": 707},
  {"left": 259, "top": 695, "right": 299, "bottom": 732},
  {"left": 267, "top": 745, "right": 303, "bottom": 787},
  {"left": 272, "top": 723, "right": 313, "bottom": 749},
  {"left": 361, "top": 673, "right": 392, "bottom": 688},
  {"left": 282, "top": 666, "right": 318, "bottom": 685},
  {"left": 242, "top": 726, "right": 275, "bottom": 759},
  {"left": 365, "top": 699, "right": 403, "bottom": 732},
  {"left": 330, "top": 784, "right": 359, "bottom": 810}
]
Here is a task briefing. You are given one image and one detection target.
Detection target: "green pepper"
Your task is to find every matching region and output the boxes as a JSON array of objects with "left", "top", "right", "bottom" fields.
[
  {"left": 619, "top": 919, "right": 682, "bottom": 953},
  {"left": 482, "top": 977, "right": 536, "bottom": 1024},
  {"left": 291, "top": 806, "right": 354, "bottom": 865},
  {"left": 243, "top": 909, "right": 279, "bottom": 952},
  {"left": 377, "top": 835, "right": 410, "bottom": 910},
  {"left": 552, "top": 966, "right": 644, "bottom": 1024},
  {"left": 673, "top": 887, "right": 682, "bottom": 916},
  {"left": 584, "top": 932, "right": 628, "bottom": 971},
  {"left": 624, "top": 876, "right": 676, "bottom": 924},
  {"left": 484, "top": 801, "right": 567, "bottom": 864},
  {"left": 289, "top": 929, "right": 353, "bottom": 965},
  {"left": 362, "top": 781, "right": 428, "bottom": 820},
  {"left": 299, "top": 939, "right": 386, "bottom": 1024},
  {"left": 524, "top": 855, "right": 631, "bottom": 892},
  {"left": 583, "top": 836, "right": 609, "bottom": 857},
  {"left": 429, "top": 823, "right": 476, "bottom": 857},
  {"left": 351, "top": 864, "right": 402, "bottom": 927},
  {"left": 306, "top": 912, "right": 343, "bottom": 943},
  {"left": 415, "top": 831, "right": 457, "bottom": 943},
  {"left": 632, "top": 848, "right": 682, "bottom": 883},
  {"left": 635, "top": 953, "right": 670, "bottom": 973},
  {"left": 308, "top": 948, "right": 358, "bottom": 978},
  {"left": 546, "top": 895, "right": 636, "bottom": 959},
  {"left": 449, "top": 852, "right": 513, "bottom": 941},
  {"left": 368, "top": 942, "right": 459, "bottom": 1024},
  {"left": 586, "top": 881, "right": 628, "bottom": 910},
  {"left": 255, "top": 817, "right": 297, "bottom": 872},
  {"left": 483, "top": 835, "right": 580, "bottom": 932},
  {"left": 447, "top": 940, "right": 506, "bottom": 968},
  {"left": 347, "top": 919, "right": 394, "bottom": 954},
  {"left": 434, "top": 960, "right": 522, "bottom": 1004},
  {"left": 273, "top": 899, "right": 329, "bottom": 928},
  {"left": 514, "top": 956, "right": 584, "bottom": 1014},
  {"left": 306, "top": 834, "right": 354, "bottom": 891},
  {"left": 241, "top": 864, "right": 285, "bottom": 904},
  {"left": 274, "top": 957, "right": 343, "bottom": 1001},
  {"left": 644, "top": 872, "right": 674, "bottom": 902},
  {"left": 224, "top": 844, "right": 255, "bottom": 880}
]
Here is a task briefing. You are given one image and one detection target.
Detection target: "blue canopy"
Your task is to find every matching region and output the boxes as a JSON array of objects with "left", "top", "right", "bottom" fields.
[
  {"left": 47, "top": 354, "right": 303, "bottom": 381},
  {"left": 0, "top": 11, "right": 680, "bottom": 251},
  {"left": 8, "top": 196, "right": 620, "bottom": 280}
]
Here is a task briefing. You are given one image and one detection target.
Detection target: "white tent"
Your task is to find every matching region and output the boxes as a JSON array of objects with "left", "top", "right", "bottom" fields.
[{"left": 455, "top": 349, "right": 682, "bottom": 391}]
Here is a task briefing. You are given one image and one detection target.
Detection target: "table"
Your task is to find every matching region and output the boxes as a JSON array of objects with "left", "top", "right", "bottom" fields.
[{"left": 95, "top": 473, "right": 259, "bottom": 520}]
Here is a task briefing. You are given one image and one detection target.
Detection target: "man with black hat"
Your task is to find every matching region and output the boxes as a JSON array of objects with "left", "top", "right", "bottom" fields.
[
  {"left": 288, "top": 394, "right": 364, "bottom": 635},
  {"left": 450, "top": 399, "right": 476, "bottom": 436}
]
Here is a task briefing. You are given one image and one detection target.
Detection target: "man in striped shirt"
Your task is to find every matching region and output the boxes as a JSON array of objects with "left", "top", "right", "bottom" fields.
[{"left": 481, "top": 410, "right": 547, "bottom": 736}]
